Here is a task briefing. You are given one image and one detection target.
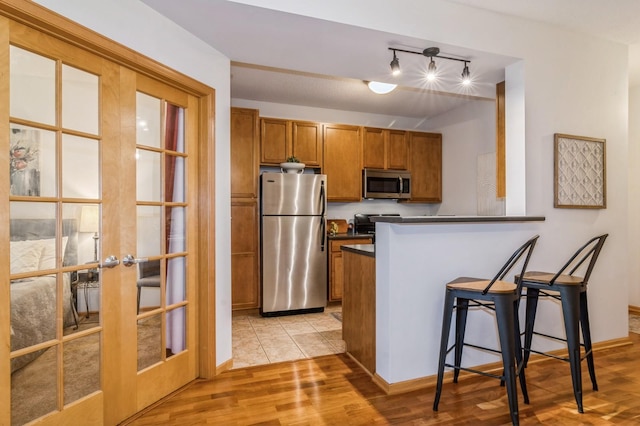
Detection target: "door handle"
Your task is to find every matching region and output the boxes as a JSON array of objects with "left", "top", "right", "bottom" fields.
[
  {"left": 122, "top": 254, "right": 149, "bottom": 267},
  {"left": 99, "top": 255, "right": 120, "bottom": 269}
]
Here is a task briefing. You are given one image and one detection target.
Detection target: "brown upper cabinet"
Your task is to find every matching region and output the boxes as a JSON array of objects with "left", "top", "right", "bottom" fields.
[
  {"left": 408, "top": 132, "right": 442, "bottom": 203},
  {"left": 363, "top": 127, "right": 409, "bottom": 170},
  {"left": 324, "top": 123, "right": 363, "bottom": 202},
  {"left": 260, "top": 118, "right": 322, "bottom": 167},
  {"left": 231, "top": 108, "right": 260, "bottom": 198}
]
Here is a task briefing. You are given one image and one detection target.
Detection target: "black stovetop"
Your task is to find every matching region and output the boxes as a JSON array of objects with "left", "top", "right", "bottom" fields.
[{"left": 353, "top": 213, "right": 400, "bottom": 235}]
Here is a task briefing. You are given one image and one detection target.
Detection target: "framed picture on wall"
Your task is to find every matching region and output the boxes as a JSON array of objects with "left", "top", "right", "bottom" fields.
[{"left": 554, "top": 133, "right": 606, "bottom": 209}]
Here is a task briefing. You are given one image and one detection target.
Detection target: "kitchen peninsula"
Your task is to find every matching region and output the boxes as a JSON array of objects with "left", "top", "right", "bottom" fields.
[{"left": 343, "top": 215, "right": 545, "bottom": 394}]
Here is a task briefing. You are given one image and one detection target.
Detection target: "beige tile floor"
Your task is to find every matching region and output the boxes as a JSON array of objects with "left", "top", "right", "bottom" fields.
[{"left": 232, "top": 304, "right": 345, "bottom": 368}]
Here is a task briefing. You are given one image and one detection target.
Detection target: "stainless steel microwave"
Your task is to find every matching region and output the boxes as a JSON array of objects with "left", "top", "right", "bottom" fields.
[{"left": 362, "top": 169, "right": 411, "bottom": 200}]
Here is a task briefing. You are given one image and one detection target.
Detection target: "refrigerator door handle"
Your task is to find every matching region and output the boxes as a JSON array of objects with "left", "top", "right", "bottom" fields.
[
  {"left": 320, "top": 217, "right": 326, "bottom": 251},
  {"left": 320, "top": 180, "right": 326, "bottom": 217}
]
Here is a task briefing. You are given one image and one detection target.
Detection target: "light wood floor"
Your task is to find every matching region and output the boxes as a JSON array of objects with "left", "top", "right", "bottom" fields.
[{"left": 124, "top": 332, "right": 640, "bottom": 425}]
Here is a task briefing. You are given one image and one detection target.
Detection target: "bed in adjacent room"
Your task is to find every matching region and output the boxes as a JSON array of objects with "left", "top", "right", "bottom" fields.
[{"left": 9, "top": 219, "right": 78, "bottom": 373}]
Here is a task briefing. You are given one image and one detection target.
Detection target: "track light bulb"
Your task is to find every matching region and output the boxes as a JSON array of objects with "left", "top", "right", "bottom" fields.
[
  {"left": 461, "top": 63, "right": 471, "bottom": 85},
  {"left": 427, "top": 58, "right": 437, "bottom": 81},
  {"left": 390, "top": 51, "right": 400, "bottom": 76}
]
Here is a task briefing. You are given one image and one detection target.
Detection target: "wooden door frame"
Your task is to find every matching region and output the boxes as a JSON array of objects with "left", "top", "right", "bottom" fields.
[{"left": 0, "top": 0, "right": 217, "bottom": 381}]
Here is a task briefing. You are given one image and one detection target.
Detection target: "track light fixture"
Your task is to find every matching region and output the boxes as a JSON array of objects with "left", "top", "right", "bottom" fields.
[
  {"left": 390, "top": 50, "right": 400, "bottom": 76},
  {"left": 388, "top": 47, "right": 472, "bottom": 85}
]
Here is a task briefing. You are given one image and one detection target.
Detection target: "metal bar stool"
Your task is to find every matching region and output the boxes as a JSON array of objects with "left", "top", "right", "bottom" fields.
[
  {"left": 519, "top": 234, "right": 608, "bottom": 413},
  {"left": 433, "top": 235, "right": 539, "bottom": 426}
]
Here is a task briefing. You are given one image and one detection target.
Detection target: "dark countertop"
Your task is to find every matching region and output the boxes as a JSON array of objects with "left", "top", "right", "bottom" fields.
[
  {"left": 341, "top": 244, "right": 375, "bottom": 258},
  {"left": 328, "top": 232, "right": 374, "bottom": 240},
  {"left": 370, "top": 215, "right": 545, "bottom": 224}
]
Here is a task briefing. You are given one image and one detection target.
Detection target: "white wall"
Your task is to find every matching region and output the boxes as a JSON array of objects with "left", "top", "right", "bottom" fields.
[
  {"left": 427, "top": 99, "right": 496, "bottom": 215},
  {"left": 629, "top": 83, "right": 640, "bottom": 307},
  {"left": 233, "top": 0, "right": 630, "bottom": 338},
  {"left": 33, "top": 0, "right": 234, "bottom": 366}
]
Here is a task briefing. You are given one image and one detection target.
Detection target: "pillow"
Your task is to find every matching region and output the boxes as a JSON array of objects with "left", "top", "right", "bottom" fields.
[
  {"left": 38, "top": 236, "right": 69, "bottom": 270},
  {"left": 10, "top": 240, "right": 43, "bottom": 274}
]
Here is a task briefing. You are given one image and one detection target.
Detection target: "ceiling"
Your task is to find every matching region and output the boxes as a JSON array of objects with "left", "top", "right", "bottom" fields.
[{"left": 141, "top": 0, "right": 640, "bottom": 119}]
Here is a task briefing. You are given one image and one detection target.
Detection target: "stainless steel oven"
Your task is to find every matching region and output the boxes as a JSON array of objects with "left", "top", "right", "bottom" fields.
[{"left": 363, "top": 169, "right": 411, "bottom": 200}]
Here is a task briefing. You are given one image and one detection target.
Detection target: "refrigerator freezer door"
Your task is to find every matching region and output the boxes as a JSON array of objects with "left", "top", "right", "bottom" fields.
[
  {"left": 261, "top": 215, "right": 327, "bottom": 313},
  {"left": 261, "top": 173, "right": 326, "bottom": 216}
]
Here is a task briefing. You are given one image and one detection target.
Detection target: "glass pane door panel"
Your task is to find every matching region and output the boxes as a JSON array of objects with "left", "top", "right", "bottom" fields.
[
  {"left": 137, "top": 313, "right": 162, "bottom": 371},
  {"left": 166, "top": 307, "right": 186, "bottom": 356},
  {"left": 136, "top": 149, "right": 162, "bottom": 201},
  {"left": 62, "top": 134, "right": 99, "bottom": 198},
  {"left": 62, "top": 65, "right": 99, "bottom": 135},
  {"left": 9, "top": 46, "right": 55, "bottom": 125},
  {"left": 136, "top": 92, "right": 161, "bottom": 148},
  {"left": 137, "top": 206, "right": 162, "bottom": 258},
  {"left": 63, "top": 334, "right": 100, "bottom": 404},
  {"left": 11, "top": 350, "right": 57, "bottom": 424},
  {"left": 10, "top": 124, "right": 56, "bottom": 197},
  {"left": 165, "top": 155, "right": 185, "bottom": 203},
  {"left": 166, "top": 257, "right": 186, "bottom": 304},
  {"left": 166, "top": 206, "right": 185, "bottom": 254},
  {"left": 65, "top": 203, "right": 101, "bottom": 265}
]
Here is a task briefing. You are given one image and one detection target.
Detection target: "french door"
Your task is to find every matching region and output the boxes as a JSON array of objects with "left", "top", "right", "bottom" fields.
[{"left": 1, "top": 15, "right": 201, "bottom": 426}]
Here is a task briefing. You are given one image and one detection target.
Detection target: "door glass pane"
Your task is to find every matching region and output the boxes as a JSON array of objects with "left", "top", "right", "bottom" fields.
[
  {"left": 64, "top": 334, "right": 100, "bottom": 404},
  {"left": 11, "top": 350, "right": 57, "bottom": 425},
  {"left": 10, "top": 46, "right": 55, "bottom": 125},
  {"left": 62, "top": 65, "right": 99, "bottom": 135},
  {"left": 137, "top": 149, "right": 162, "bottom": 201},
  {"left": 165, "top": 154, "right": 185, "bottom": 203},
  {"left": 166, "top": 256, "right": 186, "bottom": 304},
  {"left": 62, "top": 134, "right": 99, "bottom": 198},
  {"left": 166, "top": 307, "right": 186, "bottom": 357},
  {"left": 137, "top": 206, "right": 162, "bottom": 258},
  {"left": 137, "top": 92, "right": 161, "bottom": 148},
  {"left": 138, "top": 313, "right": 162, "bottom": 371},
  {"left": 10, "top": 124, "right": 56, "bottom": 197},
  {"left": 166, "top": 206, "right": 185, "bottom": 254}
]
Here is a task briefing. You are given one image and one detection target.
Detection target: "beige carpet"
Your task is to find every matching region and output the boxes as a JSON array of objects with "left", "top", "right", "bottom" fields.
[{"left": 11, "top": 315, "right": 162, "bottom": 425}]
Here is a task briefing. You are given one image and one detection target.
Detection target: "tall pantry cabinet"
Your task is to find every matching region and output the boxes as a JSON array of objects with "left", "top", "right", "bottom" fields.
[{"left": 230, "top": 108, "right": 260, "bottom": 309}]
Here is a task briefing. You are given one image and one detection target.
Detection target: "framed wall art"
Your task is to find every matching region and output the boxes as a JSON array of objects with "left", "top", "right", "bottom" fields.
[{"left": 554, "top": 133, "right": 606, "bottom": 209}]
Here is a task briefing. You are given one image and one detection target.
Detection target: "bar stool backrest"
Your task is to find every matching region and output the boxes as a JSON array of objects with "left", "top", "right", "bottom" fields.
[
  {"left": 548, "top": 234, "right": 608, "bottom": 286},
  {"left": 482, "top": 235, "right": 539, "bottom": 294}
]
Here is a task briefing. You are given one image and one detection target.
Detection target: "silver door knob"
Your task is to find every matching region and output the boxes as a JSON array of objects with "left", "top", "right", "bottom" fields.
[
  {"left": 122, "top": 254, "right": 149, "bottom": 267},
  {"left": 99, "top": 255, "right": 120, "bottom": 268}
]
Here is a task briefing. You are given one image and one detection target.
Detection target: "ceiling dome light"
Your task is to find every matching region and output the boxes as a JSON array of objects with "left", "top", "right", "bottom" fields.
[
  {"left": 390, "top": 50, "right": 400, "bottom": 76},
  {"left": 367, "top": 81, "right": 397, "bottom": 95},
  {"left": 461, "top": 62, "right": 471, "bottom": 85}
]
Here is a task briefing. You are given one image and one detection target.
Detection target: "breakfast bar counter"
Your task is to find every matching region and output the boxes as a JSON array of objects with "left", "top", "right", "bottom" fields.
[{"left": 365, "top": 215, "right": 545, "bottom": 393}]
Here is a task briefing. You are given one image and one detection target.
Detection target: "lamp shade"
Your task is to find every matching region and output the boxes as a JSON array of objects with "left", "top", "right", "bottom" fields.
[{"left": 79, "top": 205, "right": 99, "bottom": 233}]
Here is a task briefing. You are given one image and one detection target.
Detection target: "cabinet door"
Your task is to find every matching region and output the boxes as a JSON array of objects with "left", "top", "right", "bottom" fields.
[
  {"left": 324, "top": 124, "right": 362, "bottom": 202},
  {"left": 260, "top": 117, "right": 290, "bottom": 165},
  {"left": 328, "top": 238, "right": 372, "bottom": 302},
  {"left": 363, "top": 127, "right": 385, "bottom": 169},
  {"left": 409, "top": 132, "right": 442, "bottom": 202},
  {"left": 231, "top": 108, "right": 259, "bottom": 197},
  {"left": 292, "top": 121, "right": 322, "bottom": 167},
  {"left": 231, "top": 200, "right": 260, "bottom": 309},
  {"left": 387, "top": 130, "right": 409, "bottom": 170},
  {"left": 330, "top": 252, "right": 344, "bottom": 301}
]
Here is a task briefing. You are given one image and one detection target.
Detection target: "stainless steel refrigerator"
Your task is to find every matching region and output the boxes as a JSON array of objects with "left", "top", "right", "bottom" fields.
[{"left": 260, "top": 172, "right": 327, "bottom": 316}]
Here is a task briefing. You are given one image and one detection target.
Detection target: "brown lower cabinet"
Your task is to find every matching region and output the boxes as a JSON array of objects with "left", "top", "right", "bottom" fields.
[
  {"left": 231, "top": 199, "right": 260, "bottom": 310},
  {"left": 328, "top": 237, "right": 373, "bottom": 302}
]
